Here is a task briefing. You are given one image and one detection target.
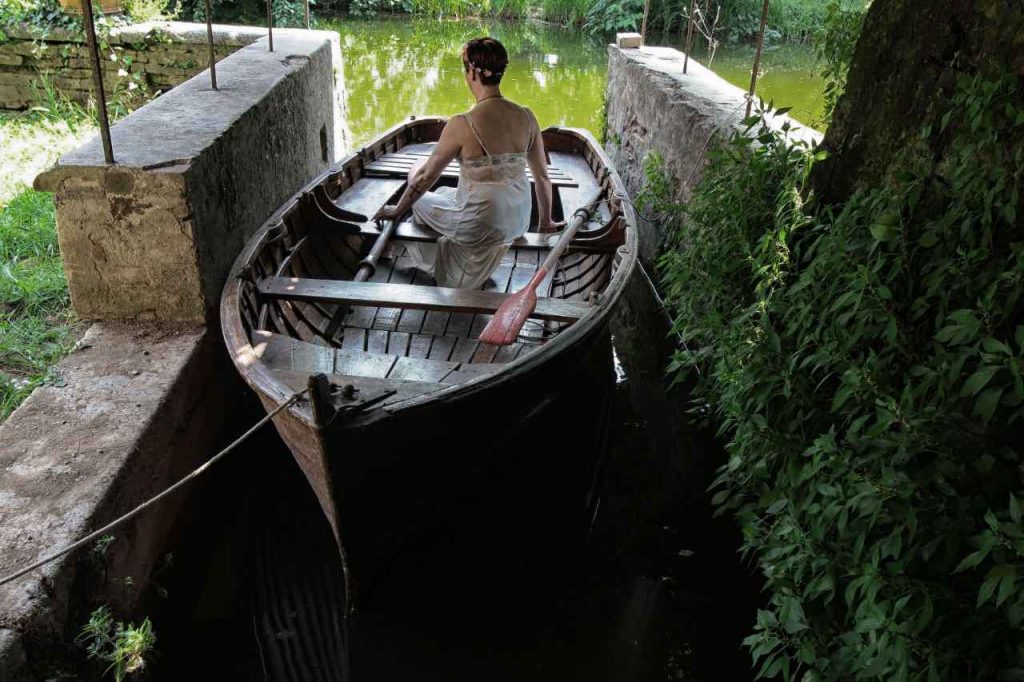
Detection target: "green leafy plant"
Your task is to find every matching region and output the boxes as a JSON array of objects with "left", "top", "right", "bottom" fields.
[
  {"left": 77, "top": 605, "right": 157, "bottom": 682},
  {"left": 584, "top": 0, "right": 643, "bottom": 34},
  {"left": 649, "top": 72, "right": 1024, "bottom": 680},
  {"left": 812, "top": 0, "right": 867, "bottom": 127}
]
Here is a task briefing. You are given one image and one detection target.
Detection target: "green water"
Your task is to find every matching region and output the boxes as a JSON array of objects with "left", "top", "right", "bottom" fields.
[
  {"left": 323, "top": 17, "right": 824, "bottom": 147},
  {"left": 697, "top": 41, "right": 825, "bottom": 128}
]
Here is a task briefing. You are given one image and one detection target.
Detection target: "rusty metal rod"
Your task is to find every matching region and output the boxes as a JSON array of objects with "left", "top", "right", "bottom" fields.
[
  {"left": 746, "top": 0, "right": 771, "bottom": 117},
  {"left": 205, "top": 0, "right": 217, "bottom": 89},
  {"left": 683, "top": 0, "right": 696, "bottom": 74},
  {"left": 640, "top": 0, "right": 650, "bottom": 43},
  {"left": 266, "top": 0, "right": 274, "bottom": 52},
  {"left": 80, "top": 0, "right": 113, "bottom": 164}
]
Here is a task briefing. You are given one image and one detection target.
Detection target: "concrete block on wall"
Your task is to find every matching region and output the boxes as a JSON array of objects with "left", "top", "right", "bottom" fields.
[{"left": 35, "top": 30, "right": 341, "bottom": 322}]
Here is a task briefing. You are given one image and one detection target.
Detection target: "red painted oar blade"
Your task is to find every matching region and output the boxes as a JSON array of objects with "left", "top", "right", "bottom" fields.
[{"left": 479, "top": 288, "right": 538, "bottom": 346}]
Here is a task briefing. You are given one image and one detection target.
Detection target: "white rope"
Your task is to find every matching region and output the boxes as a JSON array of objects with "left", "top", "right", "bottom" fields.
[{"left": 0, "top": 389, "right": 308, "bottom": 588}]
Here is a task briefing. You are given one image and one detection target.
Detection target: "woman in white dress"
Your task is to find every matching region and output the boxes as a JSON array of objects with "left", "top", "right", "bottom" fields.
[{"left": 372, "top": 37, "right": 564, "bottom": 289}]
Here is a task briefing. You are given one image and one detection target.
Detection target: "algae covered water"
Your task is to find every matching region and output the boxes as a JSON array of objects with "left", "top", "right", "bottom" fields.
[{"left": 323, "top": 17, "right": 825, "bottom": 147}]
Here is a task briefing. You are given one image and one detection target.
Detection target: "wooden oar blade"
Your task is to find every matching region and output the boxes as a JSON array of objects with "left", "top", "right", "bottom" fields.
[{"left": 479, "top": 288, "right": 538, "bottom": 345}]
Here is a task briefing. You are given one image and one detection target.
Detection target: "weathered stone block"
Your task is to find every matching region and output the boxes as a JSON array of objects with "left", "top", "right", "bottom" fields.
[
  {"left": 616, "top": 32, "right": 643, "bottom": 48},
  {"left": 0, "top": 53, "right": 23, "bottom": 66},
  {"left": 0, "top": 322, "right": 228, "bottom": 677},
  {"left": 35, "top": 30, "right": 340, "bottom": 322}
]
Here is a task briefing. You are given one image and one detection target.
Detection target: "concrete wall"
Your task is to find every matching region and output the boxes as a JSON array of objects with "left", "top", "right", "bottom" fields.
[
  {"left": 0, "top": 21, "right": 265, "bottom": 110},
  {"left": 0, "top": 26, "right": 345, "bottom": 680},
  {"left": 35, "top": 27, "right": 343, "bottom": 322},
  {"left": 604, "top": 44, "right": 821, "bottom": 264}
]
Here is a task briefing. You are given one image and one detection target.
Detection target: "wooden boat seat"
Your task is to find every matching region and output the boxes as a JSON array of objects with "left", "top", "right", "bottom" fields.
[
  {"left": 258, "top": 277, "right": 592, "bottom": 323},
  {"left": 252, "top": 331, "right": 504, "bottom": 386},
  {"left": 356, "top": 221, "right": 622, "bottom": 252},
  {"left": 363, "top": 151, "right": 578, "bottom": 188}
]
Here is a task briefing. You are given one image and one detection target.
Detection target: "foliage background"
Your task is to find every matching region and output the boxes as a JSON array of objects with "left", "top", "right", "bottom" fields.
[{"left": 643, "top": 0, "right": 1024, "bottom": 674}]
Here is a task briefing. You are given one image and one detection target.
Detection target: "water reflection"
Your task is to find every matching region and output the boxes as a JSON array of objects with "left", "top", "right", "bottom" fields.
[
  {"left": 325, "top": 18, "right": 825, "bottom": 147},
  {"left": 323, "top": 18, "right": 609, "bottom": 146}
]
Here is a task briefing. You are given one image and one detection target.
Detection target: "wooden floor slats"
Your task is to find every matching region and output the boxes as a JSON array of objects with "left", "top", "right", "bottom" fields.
[{"left": 254, "top": 331, "right": 505, "bottom": 387}]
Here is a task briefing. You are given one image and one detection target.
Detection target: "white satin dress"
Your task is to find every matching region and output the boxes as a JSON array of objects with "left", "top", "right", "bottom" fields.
[{"left": 407, "top": 109, "right": 534, "bottom": 289}]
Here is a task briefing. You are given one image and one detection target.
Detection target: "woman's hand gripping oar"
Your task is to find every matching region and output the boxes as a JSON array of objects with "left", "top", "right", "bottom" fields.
[{"left": 479, "top": 192, "right": 603, "bottom": 346}]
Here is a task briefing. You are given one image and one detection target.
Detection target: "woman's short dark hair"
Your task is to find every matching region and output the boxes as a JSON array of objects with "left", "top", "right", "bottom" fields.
[{"left": 462, "top": 37, "right": 508, "bottom": 86}]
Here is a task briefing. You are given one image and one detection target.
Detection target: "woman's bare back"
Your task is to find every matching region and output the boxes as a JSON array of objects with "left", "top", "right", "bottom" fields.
[{"left": 456, "top": 98, "right": 537, "bottom": 159}]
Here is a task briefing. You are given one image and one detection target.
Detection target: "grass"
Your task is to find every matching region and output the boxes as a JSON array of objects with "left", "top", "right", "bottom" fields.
[{"left": 0, "top": 101, "right": 95, "bottom": 421}]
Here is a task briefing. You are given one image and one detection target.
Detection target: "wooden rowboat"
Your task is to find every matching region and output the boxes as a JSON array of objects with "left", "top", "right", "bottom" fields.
[{"left": 221, "top": 117, "right": 637, "bottom": 596}]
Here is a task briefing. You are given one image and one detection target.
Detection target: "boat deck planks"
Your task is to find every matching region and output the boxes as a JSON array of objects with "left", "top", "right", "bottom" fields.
[
  {"left": 387, "top": 356, "right": 461, "bottom": 383},
  {"left": 363, "top": 144, "right": 578, "bottom": 188},
  {"left": 335, "top": 348, "right": 397, "bottom": 379}
]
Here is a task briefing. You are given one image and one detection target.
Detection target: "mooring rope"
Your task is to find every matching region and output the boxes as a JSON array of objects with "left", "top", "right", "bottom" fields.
[{"left": 0, "top": 389, "right": 308, "bottom": 588}]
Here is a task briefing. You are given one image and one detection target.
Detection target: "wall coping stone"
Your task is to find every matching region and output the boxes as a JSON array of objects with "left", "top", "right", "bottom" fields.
[
  {"left": 35, "top": 28, "right": 339, "bottom": 175},
  {"left": 2, "top": 20, "right": 270, "bottom": 47}
]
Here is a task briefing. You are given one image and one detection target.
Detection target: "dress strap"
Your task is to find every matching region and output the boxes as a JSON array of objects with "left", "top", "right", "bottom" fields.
[{"left": 461, "top": 113, "right": 491, "bottom": 158}]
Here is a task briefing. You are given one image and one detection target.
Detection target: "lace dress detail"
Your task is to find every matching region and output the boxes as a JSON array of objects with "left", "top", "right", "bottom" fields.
[{"left": 407, "top": 107, "right": 534, "bottom": 289}]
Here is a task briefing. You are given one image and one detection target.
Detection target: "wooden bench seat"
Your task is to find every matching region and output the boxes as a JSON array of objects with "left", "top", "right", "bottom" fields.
[
  {"left": 363, "top": 154, "right": 578, "bottom": 188},
  {"left": 354, "top": 221, "right": 612, "bottom": 252},
  {"left": 258, "top": 277, "right": 592, "bottom": 323}
]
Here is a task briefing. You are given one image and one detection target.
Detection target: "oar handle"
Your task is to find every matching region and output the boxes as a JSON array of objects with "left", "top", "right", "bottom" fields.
[
  {"left": 356, "top": 218, "right": 398, "bottom": 282},
  {"left": 537, "top": 191, "right": 603, "bottom": 278}
]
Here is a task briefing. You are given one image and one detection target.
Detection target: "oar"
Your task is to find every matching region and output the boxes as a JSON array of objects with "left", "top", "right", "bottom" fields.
[
  {"left": 321, "top": 215, "right": 399, "bottom": 340},
  {"left": 356, "top": 216, "right": 398, "bottom": 282},
  {"left": 479, "top": 193, "right": 603, "bottom": 346}
]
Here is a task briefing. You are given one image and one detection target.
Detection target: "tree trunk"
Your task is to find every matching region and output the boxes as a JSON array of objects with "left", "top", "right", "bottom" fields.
[{"left": 811, "top": 0, "right": 1024, "bottom": 205}]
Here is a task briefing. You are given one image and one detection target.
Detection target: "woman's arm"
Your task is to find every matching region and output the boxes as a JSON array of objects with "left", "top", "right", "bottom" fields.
[
  {"left": 373, "top": 119, "right": 463, "bottom": 222},
  {"left": 525, "top": 111, "right": 565, "bottom": 233}
]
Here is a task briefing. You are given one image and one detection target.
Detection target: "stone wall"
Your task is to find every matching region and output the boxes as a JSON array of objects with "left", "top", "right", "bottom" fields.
[
  {"left": 35, "top": 28, "right": 342, "bottom": 322},
  {"left": 0, "top": 25, "right": 344, "bottom": 681},
  {"left": 0, "top": 21, "right": 275, "bottom": 111},
  {"left": 603, "top": 44, "right": 821, "bottom": 263}
]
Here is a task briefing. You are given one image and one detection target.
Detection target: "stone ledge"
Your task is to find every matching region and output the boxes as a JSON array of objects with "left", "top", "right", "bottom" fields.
[{"left": 0, "top": 322, "right": 228, "bottom": 679}]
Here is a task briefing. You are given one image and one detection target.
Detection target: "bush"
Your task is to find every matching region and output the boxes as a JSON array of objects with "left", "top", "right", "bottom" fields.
[{"left": 647, "top": 73, "right": 1024, "bottom": 680}]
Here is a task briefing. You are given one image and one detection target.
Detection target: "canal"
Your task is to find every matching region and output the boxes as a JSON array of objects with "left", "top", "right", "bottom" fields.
[{"left": 124, "top": 18, "right": 825, "bottom": 681}]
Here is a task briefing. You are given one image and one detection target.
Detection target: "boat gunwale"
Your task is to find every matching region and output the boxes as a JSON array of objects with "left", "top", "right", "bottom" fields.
[{"left": 220, "top": 117, "right": 638, "bottom": 427}]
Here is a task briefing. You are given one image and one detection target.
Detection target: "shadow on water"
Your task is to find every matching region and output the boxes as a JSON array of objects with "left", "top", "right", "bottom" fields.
[{"left": 147, "top": 268, "right": 758, "bottom": 681}]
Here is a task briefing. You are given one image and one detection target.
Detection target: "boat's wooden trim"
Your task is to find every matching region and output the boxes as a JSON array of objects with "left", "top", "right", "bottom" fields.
[{"left": 258, "top": 277, "right": 594, "bottom": 323}]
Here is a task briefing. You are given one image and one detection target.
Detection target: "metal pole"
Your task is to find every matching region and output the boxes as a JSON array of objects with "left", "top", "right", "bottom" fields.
[
  {"left": 746, "top": 0, "right": 770, "bottom": 117},
  {"left": 683, "top": 0, "right": 696, "bottom": 74},
  {"left": 640, "top": 0, "right": 650, "bottom": 44},
  {"left": 205, "top": 0, "right": 217, "bottom": 90},
  {"left": 80, "top": 0, "right": 113, "bottom": 164},
  {"left": 266, "top": 0, "right": 274, "bottom": 52},
  {"left": 304, "top": 0, "right": 310, "bottom": 29}
]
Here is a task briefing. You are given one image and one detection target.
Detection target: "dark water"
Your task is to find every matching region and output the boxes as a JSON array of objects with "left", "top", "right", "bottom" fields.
[{"left": 134, "top": 266, "right": 758, "bottom": 682}]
